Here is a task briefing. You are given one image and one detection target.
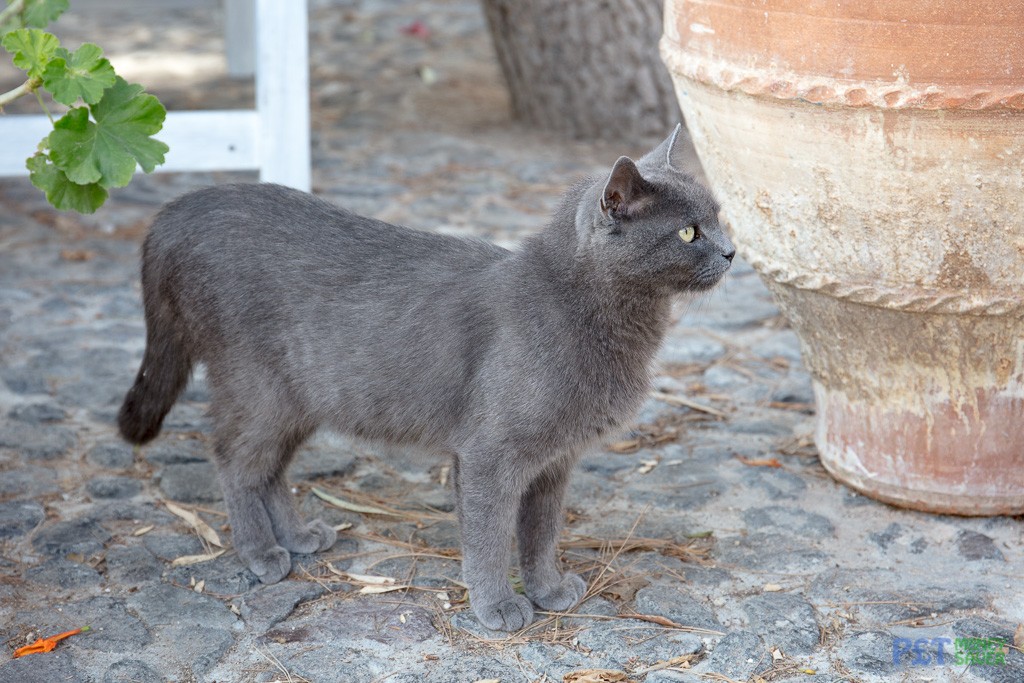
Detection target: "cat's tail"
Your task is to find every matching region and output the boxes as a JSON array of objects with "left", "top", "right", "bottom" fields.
[{"left": 118, "top": 255, "right": 193, "bottom": 445}]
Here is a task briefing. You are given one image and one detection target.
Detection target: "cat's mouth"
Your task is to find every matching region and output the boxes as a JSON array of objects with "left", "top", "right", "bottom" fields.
[{"left": 676, "top": 264, "right": 730, "bottom": 293}]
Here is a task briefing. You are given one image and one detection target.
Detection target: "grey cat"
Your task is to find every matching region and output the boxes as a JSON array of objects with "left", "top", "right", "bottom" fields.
[{"left": 118, "top": 126, "right": 734, "bottom": 631}]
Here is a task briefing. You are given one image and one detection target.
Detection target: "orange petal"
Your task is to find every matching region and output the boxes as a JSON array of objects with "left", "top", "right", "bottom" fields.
[{"left": 13, "top": 626, "right": 89, "bottom": 657}]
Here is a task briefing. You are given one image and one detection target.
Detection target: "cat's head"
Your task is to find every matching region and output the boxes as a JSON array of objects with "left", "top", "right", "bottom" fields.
[{"left": 575, "top": 125, "right": 734, "bottom": 294}]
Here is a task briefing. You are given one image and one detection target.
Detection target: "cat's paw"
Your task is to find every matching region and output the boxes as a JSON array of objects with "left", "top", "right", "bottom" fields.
[
  {"left": 473, "top": 594, "right": 534, "bottom": 631},
  {"left": 247, "top": 545, "right": 292, "bottom": 584},
  {"left": 281, "top": 519, "right": 337, "bottom": 554},
  {"left": 527, "top": 572, "right": 586, "bottom": 611}
]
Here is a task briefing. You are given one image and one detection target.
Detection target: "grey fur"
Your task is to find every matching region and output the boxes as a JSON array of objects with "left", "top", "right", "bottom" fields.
[{"left": 118, "top": 131, "right": 734, "bottom": 630}]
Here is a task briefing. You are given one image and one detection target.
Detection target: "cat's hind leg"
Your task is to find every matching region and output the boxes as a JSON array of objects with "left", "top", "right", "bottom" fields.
[
  {"left": 263, "top": 471, "right": 337, "bottom": 554},
  {"left": 517, "top": 457, "right": 587, "bottom": 612},
  {"left": 216, "top": 454, "right": 292, "bottom": 584},
  {"left": 209, "top": 378, "right": 311, "bottom": 584}
]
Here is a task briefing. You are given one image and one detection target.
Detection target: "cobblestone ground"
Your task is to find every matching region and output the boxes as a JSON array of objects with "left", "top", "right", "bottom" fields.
[{"left": 1, "top": 1, "right": 1021, "bottom": 682}]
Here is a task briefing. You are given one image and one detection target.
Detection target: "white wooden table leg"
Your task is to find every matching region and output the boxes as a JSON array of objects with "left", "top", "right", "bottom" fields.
[
  {"left": 255, "top": 0, "right": 311, "bottom": 192},
  {"left": 224, "top": 0, "right": 255, "bottom": 78}
]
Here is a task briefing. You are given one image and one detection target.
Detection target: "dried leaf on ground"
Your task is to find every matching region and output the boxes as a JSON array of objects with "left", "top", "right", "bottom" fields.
[
  {"left": 636, "top": 459, "right": 658, "bottom": 475},
  {"left": 312, "top": 487, "right": 451, "bottom": 521},
  {"left": 632, "top": 654, "right": 699, "bottom": 676},
  {"left": 327, "top": 566, "right": 396, "bottom": 585},
  {"left": 326, "top": 564, "right": 410, "bottom": 593},
  {"left": 418, "top": 65, "right": 438, "bottom": 84},
  {"left": 608, "top": 429, "right": 678, "bottom": 454},
  {"left": 59, "top": 248, "right": 94, "bottom": 261},
  {"left": 777, "top": 436, "right": 817, "bottom": 457},
  {"left": 165, "top": 501, "right": 223, "bottom": 547},
  {"left": 359, "top": 584, "right": 410, "bottom": 595},
  {"left": 311, "top": 487, "right": 400, "bottom": 516},
  {"left": 1015, "top": 623, "right": 1024, "bottom": 650},
  {"left": 763, "top": 583, "right": 783, "bottom": 592},
  {"left": 735, "top": 455, "right": 783, "bottom": 468},
  {"left": 563, "top": 670, "right": 633, "bottom": 683},
  {"left": 170, "top": 549, "right": 225, "bottom": 567},
  {"left": 628, "top": 613, "right": 684, "bottom": 629},
  {"left": 598, "top": 575, "right": 649, "bottom": 603},
  {"left": 608, "top": 437, "right": 644, "bottom": 454},
  {"left": 650, "top": 390, "right": 727, "bottom": 418}
]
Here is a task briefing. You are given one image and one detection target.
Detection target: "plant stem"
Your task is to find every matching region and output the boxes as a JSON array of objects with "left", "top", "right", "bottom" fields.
[
  {"left": 34, "top": 85, "right": 52, "bottom": 123},
  {"left": 0, "top": 0, "right": 26, "bottom": 27},
  {"left": 0, "top": 77, "right": 34, "bottom": 109}
]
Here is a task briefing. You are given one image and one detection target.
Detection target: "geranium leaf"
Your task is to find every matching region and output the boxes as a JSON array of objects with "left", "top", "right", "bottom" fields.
[
  {"left": 89, "top": 76, "right": 168, "bottom": 179},
  {"left": 42, "top": 42, "right": 115, "bottom": 105},
  {"left": 22, "top": 0, "right": 69, "bottom": 28},
  {"left": 47, "top": 78, "right": 167, "bottom": 188},
  {"left": 1, "top": 28, "right": 59, "bottom": 79},
  {"left": 26, "top": 153, "right": 107, "bottom": 214},
  {"left": 47, "top": 106, "right": 101, "bottom": 184}
]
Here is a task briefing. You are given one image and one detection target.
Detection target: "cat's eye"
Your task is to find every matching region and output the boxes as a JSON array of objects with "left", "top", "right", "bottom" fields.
[{"left": 679, "top": 225, "right": 698, "bottom": 243}]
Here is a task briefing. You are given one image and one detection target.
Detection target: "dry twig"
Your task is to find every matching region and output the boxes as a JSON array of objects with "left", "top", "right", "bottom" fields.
[
  {"left": 650, "top": 391, "right": 727, "bottom": 418},
  {"left": 560, "top": 535, "right": 711, "bottom": 563}
]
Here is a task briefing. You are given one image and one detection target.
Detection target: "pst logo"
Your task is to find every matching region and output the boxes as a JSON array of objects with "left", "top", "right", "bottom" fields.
[
  {"left": 893, "top": 637, "right": 1008, "bottom": 667},
  {"left": 892, "top": 637, "right": 953, "bottom": 666}
]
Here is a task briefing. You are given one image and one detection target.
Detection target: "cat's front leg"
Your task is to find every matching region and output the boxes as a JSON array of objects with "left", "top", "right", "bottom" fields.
[
  {"left": 517, "top": 458, "right": 587, "bottom": 612},
  {"left": 455, "top": 456, "right": 534, "bottom": 631}
]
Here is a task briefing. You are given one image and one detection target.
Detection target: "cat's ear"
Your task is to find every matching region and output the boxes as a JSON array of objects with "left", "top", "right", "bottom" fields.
[
  {"left": 601, "top": 156, "right": 649, "bottom": 219},
  {"left": 638, "top": 123, "right": 684, "bottom": 173}
]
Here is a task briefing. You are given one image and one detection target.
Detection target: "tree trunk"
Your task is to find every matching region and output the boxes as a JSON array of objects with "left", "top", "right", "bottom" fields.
[{"left": 481, "top": 0, "right": 679, "bottom": 141}]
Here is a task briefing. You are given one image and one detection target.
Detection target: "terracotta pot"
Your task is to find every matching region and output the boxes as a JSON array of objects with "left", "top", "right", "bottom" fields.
[{"left": 661, "top": 0, "right": 1024, "bottom": 514}]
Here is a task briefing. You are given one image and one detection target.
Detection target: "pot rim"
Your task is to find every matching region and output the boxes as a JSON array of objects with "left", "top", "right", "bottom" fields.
[
  {"left": 660, "top": 37, "right": 1024, "bottom": 111},
  {"left": 820, "top": 451, "right": 1024, "bottom": 516},
  {"left": 737, "top": 250, "right": 1024, "bottom": 318}
]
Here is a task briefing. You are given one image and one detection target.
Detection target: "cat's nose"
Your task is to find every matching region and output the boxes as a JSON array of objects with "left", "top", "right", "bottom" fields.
[{"left": 723, "top": 250, "right": 735, "bottom": 262}]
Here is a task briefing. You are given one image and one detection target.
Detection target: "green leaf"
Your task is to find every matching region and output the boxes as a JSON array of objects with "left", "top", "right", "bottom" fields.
[
  {"left": 22, "top": 0, "right": 69, "bottom": 28},
  {"left": 47, "top": 106, "right": 100, "bottom": 184},
  {"left": 42, "top": 42, "right": 115, "bottom": 105},
  {"left": 89, "top": 77, "right": 167, "bottom": 176},
  {"left": 26, "top": 153, "right": 107, "bottom": 213},
  {"left": 48, "top": 78, "right": 168, "bottom": 188},
  {"left": 1, "top": 28, "right": 58, "bottom": 79}
]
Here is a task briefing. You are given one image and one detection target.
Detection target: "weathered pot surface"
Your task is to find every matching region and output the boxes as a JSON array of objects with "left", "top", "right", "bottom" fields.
[{"left": 661, "top": 0, "right": 1024, "bottom": 514}]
